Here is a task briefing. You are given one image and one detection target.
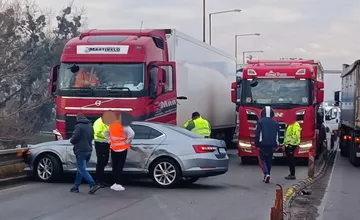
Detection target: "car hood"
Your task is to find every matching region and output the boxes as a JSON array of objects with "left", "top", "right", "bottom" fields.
[{"left": 28, "top": 140, "right": 71, "bottom": 149}]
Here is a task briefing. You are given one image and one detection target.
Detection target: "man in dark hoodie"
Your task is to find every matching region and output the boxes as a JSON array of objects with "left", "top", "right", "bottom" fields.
[
  {"left": 70, "top": 113, "right": 100, "bottom": 194},
  {"left": 255, "top": 106, "right": 280, "bottom": 183}
]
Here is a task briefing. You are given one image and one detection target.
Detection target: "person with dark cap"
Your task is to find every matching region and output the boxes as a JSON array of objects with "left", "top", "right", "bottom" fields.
[
  {"left": 183, "top": 112, "right": 211, "bottom": 138},
  {"left": 70, "top": 113, "right": 101, "bottom": 194},
  {"left": 255, "top": 106, "right": 280, "bottom": 183}
]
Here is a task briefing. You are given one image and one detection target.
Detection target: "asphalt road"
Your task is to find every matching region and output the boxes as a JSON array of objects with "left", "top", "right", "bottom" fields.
[
  {"left": 317, "top": 153, "right": 360, "bottom": 220},
  {"left": 0, "top": 150, "right": 307, "bottom": 220}
]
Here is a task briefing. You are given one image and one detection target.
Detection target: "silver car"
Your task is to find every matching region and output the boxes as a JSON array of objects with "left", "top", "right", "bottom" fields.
[{"left": 23, "top": 122, "right": 229, "bottom": 188}]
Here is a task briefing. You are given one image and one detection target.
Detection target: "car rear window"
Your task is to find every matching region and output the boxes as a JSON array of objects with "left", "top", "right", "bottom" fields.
[{"left": 164, "top": 124, "right": 204, "bottom": 138}]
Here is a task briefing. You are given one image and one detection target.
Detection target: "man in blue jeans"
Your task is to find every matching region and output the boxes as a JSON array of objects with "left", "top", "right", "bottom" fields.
[
  {"left": 255, "top": 106, "right": 280, "bottom": 183},
  {"left": 70, "top": 113, "right": 101, "bottom": 194}
]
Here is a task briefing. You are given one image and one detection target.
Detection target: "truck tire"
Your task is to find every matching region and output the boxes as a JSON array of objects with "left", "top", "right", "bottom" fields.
[{"left": 339, "top": 141, "right": 348, "bottom": 157}]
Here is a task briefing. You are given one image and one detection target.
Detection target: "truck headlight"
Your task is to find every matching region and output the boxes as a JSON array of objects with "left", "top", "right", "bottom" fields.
[
  {"left": 299, "top": 141, "right": 312, "bottom": 148},
  {"left": 239, "top": 141, "right": 251, "bottom": 148}
]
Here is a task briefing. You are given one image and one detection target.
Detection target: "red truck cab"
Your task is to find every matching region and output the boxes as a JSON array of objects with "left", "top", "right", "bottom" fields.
[
  {"left": 231, "top": 59, "right": 324, "bottom": 164},
  {"left": 49, "top": 29, "right": 177, "bottom": 139}
]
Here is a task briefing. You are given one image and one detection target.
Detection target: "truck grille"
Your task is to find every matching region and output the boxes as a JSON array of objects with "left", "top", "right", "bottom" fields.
[{"left": 65, "top": 114, "right": 101, "bottom": 139}]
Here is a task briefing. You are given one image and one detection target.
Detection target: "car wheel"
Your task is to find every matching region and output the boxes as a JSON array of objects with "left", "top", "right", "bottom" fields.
[
  {"left": 150, "top": 158, "right": 182, "bottom": 188},
  {"left": 35, "top": 154, "right": 62, "bottom": 182},
  {"left": 181, "top": 177, "right": 199, "bottom": 185}
]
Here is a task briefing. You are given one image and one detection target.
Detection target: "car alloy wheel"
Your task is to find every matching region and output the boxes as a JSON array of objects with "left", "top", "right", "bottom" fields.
[
  {"left": 153, "top": 161, "right": 177, "bottom": 186},
  {"left": 37, "top": 157, "right": 54, "bottom": 181}
]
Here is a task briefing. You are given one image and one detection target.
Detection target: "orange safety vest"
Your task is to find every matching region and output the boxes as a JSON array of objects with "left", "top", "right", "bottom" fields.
[
  {"left": 109, "top": 120, "right": 130, "bottom": 151},
  {"left": 74, "top": 70, "right": 100, "bottom": 87}
]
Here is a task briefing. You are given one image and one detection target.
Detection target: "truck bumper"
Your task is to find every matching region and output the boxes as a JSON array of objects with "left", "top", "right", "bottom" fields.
[{"left": 238, "top": 146, "right": 310, "bottom": 158}]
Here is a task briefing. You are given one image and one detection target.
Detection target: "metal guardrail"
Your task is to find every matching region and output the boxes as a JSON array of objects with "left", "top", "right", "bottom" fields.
[{"left": 0, "top": 148, "right": 28, "bottom": 167}]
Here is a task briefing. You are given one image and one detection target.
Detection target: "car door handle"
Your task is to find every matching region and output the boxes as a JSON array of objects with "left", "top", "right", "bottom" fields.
[{"left": 143, "top": 146, "right": 154, "bottom": 149}]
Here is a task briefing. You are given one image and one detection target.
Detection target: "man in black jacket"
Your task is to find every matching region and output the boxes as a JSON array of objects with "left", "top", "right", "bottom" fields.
[
  {"left": 255, "top": 106, "right": 281, "bottom": 183},
  {"left": 70, "top": 113, "right": 100, "bottom": 194}
]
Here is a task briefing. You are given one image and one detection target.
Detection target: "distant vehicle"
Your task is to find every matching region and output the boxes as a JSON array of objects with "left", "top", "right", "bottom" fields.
[
  {"left": 335, "top": 60, "right": 360, "bottom": 166},
  {"left": 48, "top": 29, "right": 237, "bottom": 146},
  {"left": 23, "top": 122, "right": 229, "bottom": 188}
]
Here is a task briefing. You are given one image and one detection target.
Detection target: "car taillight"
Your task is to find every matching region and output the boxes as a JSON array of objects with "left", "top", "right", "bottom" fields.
[{"left": 193, "top": 145, "right": 217, "bottom": 153}]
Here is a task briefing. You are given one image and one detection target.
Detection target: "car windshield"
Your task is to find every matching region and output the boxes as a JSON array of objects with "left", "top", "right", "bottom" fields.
[
  {"left": 164, "top": 124, "right": 204, "bottom": 138},
  {"left": 57, "top": 63, "right": 145, "bottom": 97},
  {"left": 242, "top": 78, "right": 310, "bottom": 105}
]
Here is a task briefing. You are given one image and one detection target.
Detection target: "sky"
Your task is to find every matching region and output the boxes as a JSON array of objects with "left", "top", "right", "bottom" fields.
[{"left": 34, "top": 0, "right": 359, "bottom": 70}]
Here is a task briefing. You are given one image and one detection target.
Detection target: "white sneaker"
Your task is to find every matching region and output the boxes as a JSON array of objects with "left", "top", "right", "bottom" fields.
[{"left": 111, "top": 184, "right": 125, "bottom": 191}]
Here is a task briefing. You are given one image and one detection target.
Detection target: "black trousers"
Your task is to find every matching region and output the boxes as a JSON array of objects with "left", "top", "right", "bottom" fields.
[
  {"left": 111, "top": 149, "right": 128, "bottom": 185},
  {"left": 95, "top": 142, "right": 110, "bottom": 184},
  {"left": 285, "top": 145, "right": 297, "bottom": 176}
]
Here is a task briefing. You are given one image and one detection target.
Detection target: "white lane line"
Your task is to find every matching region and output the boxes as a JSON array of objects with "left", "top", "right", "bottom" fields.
[
  {"left": 316, "top": 150, "right": 339, "bottom": 220},
  {"left": 0, "top": 184, "right": 29, "bottom": 195}
]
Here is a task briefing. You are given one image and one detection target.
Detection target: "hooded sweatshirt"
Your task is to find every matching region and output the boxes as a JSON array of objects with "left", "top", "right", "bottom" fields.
[
  {"left": 255, "top": 106, "right": 281, "bottom": 148},
  {"left": 70, "top": 118, "right": 94, "bottom": 155}
]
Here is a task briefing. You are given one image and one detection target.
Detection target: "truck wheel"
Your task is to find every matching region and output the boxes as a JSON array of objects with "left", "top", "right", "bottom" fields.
[{"left": 340, "top": 148, "right": 348, "bottom": 157}]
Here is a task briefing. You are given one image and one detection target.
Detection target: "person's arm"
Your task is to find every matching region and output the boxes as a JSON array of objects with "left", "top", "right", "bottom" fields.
[
  {"left": 184, "top": 120, "right": 195, "bottom": 131},
  {"left": 124, "top": 126, "right": 135, "bottom": 144},
  {"left": 255, "top": 120, "right": 262, "bottom": 147},
  {"left": 70, "top": 126, "right": 81, "bottom": 145},
  {"left": 104, "top": 128, "right": 110, "bottom": 143}
]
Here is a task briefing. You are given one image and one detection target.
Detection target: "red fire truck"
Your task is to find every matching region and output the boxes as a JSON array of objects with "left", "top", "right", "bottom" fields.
[
  {"left": 48, "top": 29, "right": 236, "bottom": 141},
  {"left": 231, "top": 59, "right": 324, "bottom": 164}
]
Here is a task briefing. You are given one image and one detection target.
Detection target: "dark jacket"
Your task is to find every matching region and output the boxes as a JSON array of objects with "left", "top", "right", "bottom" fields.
[
  {"left": 70, "top": 118, "right": 94, "bottom": 155},
  {"left": 255, "top": 106, "right": 280, "bottom": 148}
]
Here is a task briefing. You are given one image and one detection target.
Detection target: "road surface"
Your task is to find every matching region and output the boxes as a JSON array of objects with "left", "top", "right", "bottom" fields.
[
  {"left": 0, "top": 150, "right": 307, "bottom": 220},
  {"left": 318, "top": 153, "right": 360, "bottom": 220}
]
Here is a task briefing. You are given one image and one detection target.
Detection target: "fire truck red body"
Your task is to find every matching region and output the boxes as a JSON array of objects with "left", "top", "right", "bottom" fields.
[{"left": 231, "top": 59, "right": 324, "bottom": 164}]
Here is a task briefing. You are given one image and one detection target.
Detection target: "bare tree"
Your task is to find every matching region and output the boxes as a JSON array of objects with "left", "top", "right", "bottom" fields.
[{"left": 0, "top": 0, "right": 86, "bottom": 148}]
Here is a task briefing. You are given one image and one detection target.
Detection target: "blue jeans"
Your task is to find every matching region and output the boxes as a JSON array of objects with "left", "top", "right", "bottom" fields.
[
  {"left": 74, "top": 152, "right": 95, "bottom": 188},
  {"left": 258, "top": 147, "right": 275, "bottom": 176}
]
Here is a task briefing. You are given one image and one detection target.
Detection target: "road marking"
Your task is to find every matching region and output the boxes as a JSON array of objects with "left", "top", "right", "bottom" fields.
[
  {"left": 316, "top": 150, "right": 338, "bottom": 220},
  {"left": 0, "top": 184, "right": 29, "bottom": 194}
]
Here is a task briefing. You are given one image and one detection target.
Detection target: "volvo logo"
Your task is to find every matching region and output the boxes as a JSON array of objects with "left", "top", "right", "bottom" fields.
[
  {"left": 94, "top": 100, "right": 101, "bottom": 106},
  {"left": 274, "top": 112, "right": 283, "bottom": 117}
]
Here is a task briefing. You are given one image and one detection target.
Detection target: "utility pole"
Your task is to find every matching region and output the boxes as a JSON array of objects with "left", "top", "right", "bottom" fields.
[{"left": 202, "top": 0, "right": 206, "bottom": 42}]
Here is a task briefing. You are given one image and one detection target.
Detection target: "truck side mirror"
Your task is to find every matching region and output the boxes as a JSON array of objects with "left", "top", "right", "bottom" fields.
[
  {"left": 249, "top": 76, "right": 258, "bottom": 87},
  {"left": 231, "top": 82, "right": 237, "bottom": 103},
  {"left": 49, "top": 65, "right": 60, "bottom": 96},
  {"left": 334, "top": 91, "right": 340, "bottom": 106},
  {"left": 156, "top": 68, "right": 164, "bottom": 96}
]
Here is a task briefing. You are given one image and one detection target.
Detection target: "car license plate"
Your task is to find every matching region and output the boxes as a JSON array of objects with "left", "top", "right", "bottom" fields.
[
  {"left": 218, "top": 148, "right": 226, "bottom": 154},
  {"left": 273, "top": 153, "right": 283, "bottom": 157},
  {"left": 356, "top": 152, "right": 360, "bottom": 157}
]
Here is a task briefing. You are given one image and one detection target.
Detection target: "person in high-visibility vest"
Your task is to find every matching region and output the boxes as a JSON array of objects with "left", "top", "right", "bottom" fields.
[
  {"left": 283, "top": 113, "right": 301, "bottom": 180},
  {"left": 93, "top": 116, "right": 110, "bottom": 188},
  {"left": 74, "top": 67, "right": 100, "bottom": 87},
  {"left": 183, "top": 112, "right": 211, "bottom": 138},
  {"left": 104, "top": 113, "right": 135, "bottom": 191}
]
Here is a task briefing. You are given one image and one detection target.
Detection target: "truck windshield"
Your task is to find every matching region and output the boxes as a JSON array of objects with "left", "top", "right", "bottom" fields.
[
  {"left": 242, "top": 78, "right": 310, "bottom": 106},
  {"left": 57, "top": 63, "right": 145, "bottom": 97}
]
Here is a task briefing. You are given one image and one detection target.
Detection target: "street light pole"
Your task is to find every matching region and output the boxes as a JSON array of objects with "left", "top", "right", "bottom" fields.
[
  {"left": 242, "top": 50, "right": 264, "bottom": 64},
  {"left": 209, "top": 9, "right": 241, "bottom": 45},
  {"left": 234, "top": 33, "right": 260, "bottom": 64},
  {"left": 202, "top": 0, "right": 206, "bottom": 42}
]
